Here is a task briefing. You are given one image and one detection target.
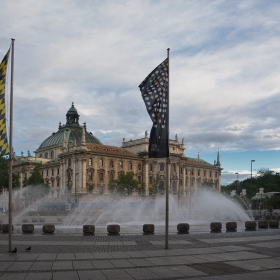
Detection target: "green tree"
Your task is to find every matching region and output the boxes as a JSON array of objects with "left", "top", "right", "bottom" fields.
[
  {"left": 0, "top": 156, "right": 20, "bottom": 191},
  {"left": 24, "top": 166, "right": 50, "bottom": 201},
  {"left": 27, "top": 166, "right": 44, "bottom": 185},
  {"left": 264, "top": 194, "right": 278, "bottom": 212},
  {"left": 109, "top": 172, "right": 144, "bottom": 197}
]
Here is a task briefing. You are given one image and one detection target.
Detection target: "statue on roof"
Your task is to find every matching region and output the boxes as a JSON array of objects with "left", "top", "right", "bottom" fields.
[
  {"left": 21, "top": 151, "right": 24, "bottom": 157},
  {"left": 145, "top": 130, "right": 148, "bottom": 138},
  {"left": 28, "top": 150, "right": 31, "bottom": 157},
  {"left": 175, "top": 134, "right": 178, "bottom": 141}
]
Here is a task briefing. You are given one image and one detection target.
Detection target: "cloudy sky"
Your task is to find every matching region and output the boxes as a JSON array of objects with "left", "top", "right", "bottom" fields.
[{"left": 1, "top": 0, "right": 280, "bottom": 185}]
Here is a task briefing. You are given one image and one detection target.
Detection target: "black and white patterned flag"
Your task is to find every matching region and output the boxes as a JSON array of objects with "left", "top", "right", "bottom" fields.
[{"left": 139, "top": 58, "right": 169, "bottom": 158}]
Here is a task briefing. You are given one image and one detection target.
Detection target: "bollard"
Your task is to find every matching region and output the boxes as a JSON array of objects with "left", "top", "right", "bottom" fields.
[
  {"left": 226, "top": 222, "right": 237, "bottom": 231},
  {"left": 258, "top": 220, "right": 268, "bottom": 228},
  {"left": 245, "top": 221, "right": 256, "bottom": 230},
  {"left": 143, "top": 224, "right": 155, "bottom": 234},
  {"left": 177, "top": 223, "right": 190, "bottom": 233},
  {"left": 210, "top": 222, "right": 222, "bottom": 232},
  {"left": 83, "top": 225, "right": 95, "bottom": 234},
  {"left": 22, "top": 224, "right": 34, "bottom": 233},
  {"left": 1, "top": 224, "right": 13, "bottom": 232},
  {"left": 269, "top": 220, "right": 279, "bottom": 228},
  {"left": 107, "top": 224, "right": 120, "bottom": 234},
  {"left": 42, "top": 224, "right": 55, "bottom": 233}
]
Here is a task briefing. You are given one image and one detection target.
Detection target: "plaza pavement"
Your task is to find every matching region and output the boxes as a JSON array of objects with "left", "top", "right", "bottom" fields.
[{"left": 0, "top": 228, "right": 280, "bottom": 280}]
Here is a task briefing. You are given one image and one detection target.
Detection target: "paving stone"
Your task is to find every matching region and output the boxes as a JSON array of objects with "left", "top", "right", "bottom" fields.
[
  {"left": 160, "top": 256, "right": 190, "bottom": 264},
  {"left": 126, "top": 251, "right": 149, "bottom": 258},
  {"left": 92, "top": 252, "right": 113, "bottom": 259},
  {"left": 144, "top": 257, "right": 172, "bottom": 266},
  {"left": 0, "top": 273, "right": 28, "bottom": 279},
  {"left": 78, "top": 270, "right": 107, "bottom": 280},
  {"left": 72, "top": 260, "right": 94, "bottom": 269},
  {"left": 148, "top": 266, "right": 184, "bottom": 278},
  {"left": 29, "top": 261, "right": 53, "bottom": 271},
  {"left": 125, "top": 267, "right": 159, "bottom": 279},
  {"left": 109, "top": 252, "right": 130, "bottom": 258},
  {"left": 102, "top": 268, "right": 135, "bottom": 280},
  {"left": 17, "top": 254, "right": 40, "bottom": 261},
  {"left": 25, "top": 272, "right": 52, "bottom": 280},
  {"left": 52, "top": 261, "right": 73, "bottom": 270},
  {"left": 37, "top": 253, "right": 57, "bottom": 261},
  {"left": 0, "top": 262, "right": 13, "bottom": 271},
  {"left": 109, "top": 259, "right": 136, "bottom": 268},
  {"left": 56, "top": 253, "right": 75, "bottom": 260},
  {"left": 92, "top": 260, "right": 115, "bottom": 269},
  {"left": 170, "top": 265, "right": 208, "bottom": 277},
  {"left": 7, "top": 261, "right": 33, "bottom": 271},
  {"left": 128, "top": 258, "right": 154, "bottom": 267},
  {"left": 52, "top": 271, "right": 79, "bottom": 280},
  {"left": 75, "top": 253, "right": 93, "bottom": 259}
]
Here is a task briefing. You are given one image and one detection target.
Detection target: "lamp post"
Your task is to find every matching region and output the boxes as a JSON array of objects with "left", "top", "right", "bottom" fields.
[
  {"left": 235, "top": 172, "right": 239, "bottom": 195},
  {"left": 75, "top": 173, "right": 79, "bottom": 203},
  {"left": 251, "top": 160, "right": 255, "bottom": 199},
  {"left": 67, "top": 140, "right": 73, "bottom": 204}
]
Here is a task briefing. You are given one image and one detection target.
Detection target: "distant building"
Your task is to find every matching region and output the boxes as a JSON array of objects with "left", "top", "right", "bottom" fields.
[{"left": 12, "top": 103, "right": 222, "bottom": 204}]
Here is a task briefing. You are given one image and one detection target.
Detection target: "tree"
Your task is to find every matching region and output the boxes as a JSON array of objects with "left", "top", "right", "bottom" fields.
[
  {"left": 24, "top": 166, "right": 50, "bottom": 201},
  {"left": 264, "top": 194, "right": 278, "bottom": 212},
  {"left": 109, "top": 172, "right": 144, "bottom": 197},
  {"left": 0, "top": 156, "right": 20, "bottom": 192},
  {"left": 27, "top": 166, "right": 44, "bottom": 185}
]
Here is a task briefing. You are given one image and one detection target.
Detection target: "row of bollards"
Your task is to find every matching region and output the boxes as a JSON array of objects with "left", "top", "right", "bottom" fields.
[{"left": 0, "top": 220, "right": 279, "bottom": 234}]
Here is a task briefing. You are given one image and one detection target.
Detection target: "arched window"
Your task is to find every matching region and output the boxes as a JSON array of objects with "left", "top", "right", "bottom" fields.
[
  {"left": 149, "top": 164, "right": 153, "bottom": 172},
  {"left": 129, "top": 162, "right": 132, "bottom": 170},
  {"left": 119, "top": 161, "right": 123, "bottom": 169},
  {"left": 160, "top": 163, "right": 165, "bottom": 171},
  {"left": 45, "top": 152, "right": 48, "bottom": 158},
  {"left": 51, "top": 151, "right": 54, "bottom": 159},
  {"left": 99, "top": 173, "right": 104, "bottom": 182},
  {"left": 109, "top": 160, "right": 114, "bottom": 168}
]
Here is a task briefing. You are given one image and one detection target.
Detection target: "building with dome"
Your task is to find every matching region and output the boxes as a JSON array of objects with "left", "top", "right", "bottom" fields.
[{"left": 12, "top": 103, "right": 222, "bottom": 205}]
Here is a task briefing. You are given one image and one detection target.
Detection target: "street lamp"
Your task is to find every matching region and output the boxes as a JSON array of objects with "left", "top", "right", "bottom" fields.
[
  {"left": 75, "top": 172, "right": 79, "bottom": 203},
  {"left": 251, "top": 160, "right": 255, "bottom": 199},
  {"left": 235, "top": 172, "right": 239, "bottom": 195},
  {"left": 67, "top": 139, "right": 73, "bottom": 203}
]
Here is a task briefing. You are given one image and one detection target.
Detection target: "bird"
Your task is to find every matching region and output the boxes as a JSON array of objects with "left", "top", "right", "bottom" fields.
[
  {"left": 11, "top": 247, "right": 17, "bottom": 253},
  {"left": 25, "top": 246, "right": 31, "bottom": 251}
]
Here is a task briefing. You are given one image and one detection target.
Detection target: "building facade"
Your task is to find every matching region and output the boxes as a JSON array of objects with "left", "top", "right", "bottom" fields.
[{"left": 12, "top": 103, "right": 222, "bottom": 205}]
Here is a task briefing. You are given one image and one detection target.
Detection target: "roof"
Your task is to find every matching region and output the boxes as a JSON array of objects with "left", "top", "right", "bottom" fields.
[{"left": 86, "top": 143, "right": 140, "bottom": 159}]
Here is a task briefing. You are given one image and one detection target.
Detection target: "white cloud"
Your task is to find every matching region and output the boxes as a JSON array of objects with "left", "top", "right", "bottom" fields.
[{"left": 1, "top": 0, "right": 280, "bottom": 173}]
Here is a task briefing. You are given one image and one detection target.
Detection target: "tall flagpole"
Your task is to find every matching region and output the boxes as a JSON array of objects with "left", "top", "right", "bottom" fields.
[
  {"left": 165, "top": 48, "right": 170, "bottom": 249},
  {"left": 8, "top": 38, "right": 15, "bottom": 252}
]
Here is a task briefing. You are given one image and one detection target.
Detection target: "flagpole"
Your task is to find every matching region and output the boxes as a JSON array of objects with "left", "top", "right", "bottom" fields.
[
  {"left": 165, "top": 48, "right": 170, "bottom": 250},
  {"left": 8, "top": 38, "right": 15, "bottom": 252}
]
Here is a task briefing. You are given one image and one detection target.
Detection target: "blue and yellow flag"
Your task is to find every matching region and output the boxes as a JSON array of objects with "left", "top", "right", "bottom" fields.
[{"left": 0, "top": 50, "right": 10, "bottom": 156}]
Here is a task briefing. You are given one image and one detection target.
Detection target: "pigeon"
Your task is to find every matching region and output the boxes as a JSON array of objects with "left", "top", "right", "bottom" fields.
[
  {"left": 11, "top": 247, "right": 17, "bottom": 253},
  {"left": 25, "top": 246, "right": 31, "bottom": 251}
]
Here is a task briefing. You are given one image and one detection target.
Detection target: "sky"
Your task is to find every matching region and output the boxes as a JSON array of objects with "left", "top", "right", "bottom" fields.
[{"left": 1, "top": 0, "right": 280, "bottom": 186}]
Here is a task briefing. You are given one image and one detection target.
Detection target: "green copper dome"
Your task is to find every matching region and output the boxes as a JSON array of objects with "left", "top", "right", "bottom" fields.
[{"left": 36, "top": 103, "right": 102, "bottom": 151}]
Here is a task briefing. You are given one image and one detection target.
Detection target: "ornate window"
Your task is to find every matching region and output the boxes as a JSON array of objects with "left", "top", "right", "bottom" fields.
[
  {"left": 109, "top": 173, "right": 114, "bottom": 181},
  {"left": 99, "top": 158, "right": 103, "bottom": 167},
  {"left": 89, "top": 158, "right": 92, "bottom": 166},
  {"left": 204, "top": 170, "right": 206, "bottom": 177},
  {"left": 172, "top": 164, "right": 176, "bottom": 172},
  {"left": 215, "top": 171, "right": 218, "bottom": 178},
  {"left": 210, "top": 171, "right": 212, "bottom": 178},
  {"left": 57, "top": 181, "right": 59, "bottom": 187},
  {"left": 149, "top": 176, "right": 152, "bottom": 184},
  {"left": 40, "top": 154, "right": 43, "bottom": 158},
  {"left": 51, "top": 151, "right": 54, "bottom": 159},
  {"left": 138, "top": 163, "right": 141, "bottom": 170},
  {"left": 160, "top": 163, "right": 164, "bottom": 171},
  {"left": 89, "top": 186, "right": 93, "bottom": 193},
  {"left": 57, "top": 168, "right": 59, "bottom": 175},
  {"left": 180, "top": 168, "right": 183, "bottom": 174},
  {"left": 45, "top": 152, "right": 48, "bottom": 158},
  {"left": 149, "top": 164, "right": 153, "bottom": 172},
  {"left": 52, "top": 169, "right": 54, "bottom": 176},
  {"left": 46, "top": 170, "right": 49, "bottom": 176},
  {"left": 119, "top": 161, "right": 123, "bottom": 169},
  {"left": 138, "top": 176, "right": 141, "bottom": 182},
  {"left": 88, "top": 171, "right": 93, "bottom": 181},
  {"left": 191, "top": 169, "right": 194, "bottom": 176},
  {"left": 198, "top": 169, "right": 200, "bottom": 176},
  {"left": 129, "top": 162, "right": 132, "bottom": 170},
  {"left": 99, "top": 172, "right": 104, "bottom": 182},
  {"left": 109, "top": 160, "right": 114, "bottom": 168}
]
